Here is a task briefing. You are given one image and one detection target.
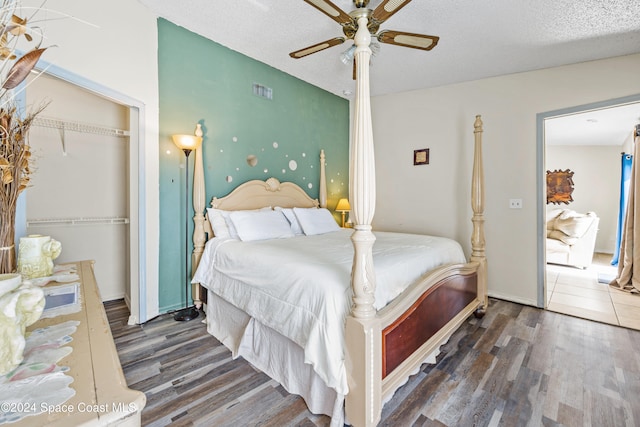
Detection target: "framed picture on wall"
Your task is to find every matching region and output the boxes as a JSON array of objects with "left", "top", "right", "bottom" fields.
[
  {"left": 414, "top": 148, "right": 429, "bottom": 165},
  {"left": 546, "top": 169, "right": 574, "bottom": 204}
]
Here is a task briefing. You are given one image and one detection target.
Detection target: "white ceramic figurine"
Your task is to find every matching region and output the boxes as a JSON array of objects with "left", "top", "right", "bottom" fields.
[{"left": 17, "top": 235, "right": 62, "bottom": 279}]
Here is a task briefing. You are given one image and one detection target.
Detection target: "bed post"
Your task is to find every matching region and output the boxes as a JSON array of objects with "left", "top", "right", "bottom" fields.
[
  {"left": 344, "top": 16, "right": 381, "bottom": 427},
  {"left": 471, "top": 115, "right": 488, "bottom": 313},
  {"left": 192, "top": 124, "right": 206, "bottom": 309},
  {"left": 319, "top": 149, "right": 327, "bottom": 208}
]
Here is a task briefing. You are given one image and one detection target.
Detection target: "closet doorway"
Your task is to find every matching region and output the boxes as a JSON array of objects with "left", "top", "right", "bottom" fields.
[
  {"left": 24, "top": 72, "right": 139, "bottom": 316},
  {"left": 538, "top": 95, "right": 640, "bottom": 329}
]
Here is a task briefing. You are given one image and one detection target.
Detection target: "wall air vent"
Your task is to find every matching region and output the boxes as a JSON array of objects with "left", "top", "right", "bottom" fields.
[{"left": 252, "top": 83, "right": 273, "bottom": 100}]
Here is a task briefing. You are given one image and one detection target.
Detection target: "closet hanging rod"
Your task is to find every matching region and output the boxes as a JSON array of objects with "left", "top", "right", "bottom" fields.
[
  {"left": 27, "top": 217, "right": 130, "bottom": 227},
  {"left": 33, "top": 116, "right": 130, "bottom": 138}
]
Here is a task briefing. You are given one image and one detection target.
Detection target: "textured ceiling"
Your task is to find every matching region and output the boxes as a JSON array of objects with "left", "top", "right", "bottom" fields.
[
  {"left": 138, "top": 0, "right": 640, "bottom": 145},
  {"left": 545, "top": 102, "right": 640, "bottom": 146},
  {"left": 138, "top": 0, "right": 640, "bottom": 98}
]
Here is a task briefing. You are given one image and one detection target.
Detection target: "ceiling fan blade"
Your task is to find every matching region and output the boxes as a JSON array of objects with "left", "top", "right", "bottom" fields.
[
  {"left": 303, "top": 0, "right": 353, "bottom": 25},
  {"left": 289, "top": 37, "right": 346, "bottom": 59},
  {"left": 377, "top": 30, "right": 439, "bottom": 51},
  {"left": 370, "top": 0, "right": 414, "bottom": 24}
]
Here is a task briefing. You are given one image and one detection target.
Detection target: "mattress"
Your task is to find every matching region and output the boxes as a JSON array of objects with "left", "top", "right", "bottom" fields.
[{"left": 193, "top": 228, "right": 466, "bottom": 397}]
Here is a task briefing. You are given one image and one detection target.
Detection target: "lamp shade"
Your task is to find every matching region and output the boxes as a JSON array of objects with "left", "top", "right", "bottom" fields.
[
  {"left": 336, "top": 198, "right": 351, "bottom": 212},
  {"left": 172, "top": 134, "right": 202, "bottom": 151}
]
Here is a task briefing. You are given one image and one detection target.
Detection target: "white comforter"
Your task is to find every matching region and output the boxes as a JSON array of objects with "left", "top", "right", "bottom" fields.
[{"left": 192, "top": 228, "right": 465, "bottom": 396}]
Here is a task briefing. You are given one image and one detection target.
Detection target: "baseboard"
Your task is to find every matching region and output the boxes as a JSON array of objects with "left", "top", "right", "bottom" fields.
[
  {"left": 487, "top": 291, "right": 538, "bottom": 308},
  {"left": 123, "top": 294, "right": 140, "bottom": 325}
]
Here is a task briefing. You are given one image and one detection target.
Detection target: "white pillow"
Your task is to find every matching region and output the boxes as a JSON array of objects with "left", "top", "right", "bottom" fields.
[
  {"left": 274, "top": 207, "right": 304, "bottom": 235},
  {"left": 207, "top": 207, "right": 271, "bottom": 239},
  {"left": 229, "top": 210, "right": 294, "bottom": 241},
  {"left": 293, "top": 207, "right": 340, "bottom": 235},
  {"left": 207, "top": 208, "right": 231, "bottom": 238}
]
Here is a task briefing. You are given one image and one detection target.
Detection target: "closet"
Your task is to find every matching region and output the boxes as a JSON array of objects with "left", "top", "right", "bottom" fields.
[{"left": 24, "top": 73, "right": 131, "bottom": 302}]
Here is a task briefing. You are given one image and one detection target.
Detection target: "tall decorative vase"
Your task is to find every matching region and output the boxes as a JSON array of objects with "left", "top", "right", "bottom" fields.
[
  {"left": 0, "top": 210, "right": 17, "bottom": 274},
  {"left": 0, "top": 3, "right": 52, "bottom": 274}
]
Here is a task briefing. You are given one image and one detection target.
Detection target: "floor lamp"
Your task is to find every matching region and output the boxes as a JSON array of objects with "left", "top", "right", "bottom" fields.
[{"left": 172, "top": 131, "right": 202, "bottom": 322}]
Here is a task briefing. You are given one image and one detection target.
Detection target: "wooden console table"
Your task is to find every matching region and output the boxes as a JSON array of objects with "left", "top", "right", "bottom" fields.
[{"left": 17, "top": 260, "right": 146, "bottom": 426}]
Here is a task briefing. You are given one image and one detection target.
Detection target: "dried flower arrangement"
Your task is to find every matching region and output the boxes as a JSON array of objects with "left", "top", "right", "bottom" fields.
[{"left": 0, "top": 0, "right": 49, "bottom": 274}]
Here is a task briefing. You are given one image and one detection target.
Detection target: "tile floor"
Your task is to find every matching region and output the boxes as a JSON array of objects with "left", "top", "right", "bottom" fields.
[{"left": 546, "top": 252, "right": 640, "bottom": 330}]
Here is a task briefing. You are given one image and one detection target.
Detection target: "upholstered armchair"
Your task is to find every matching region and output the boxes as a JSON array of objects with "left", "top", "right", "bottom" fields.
[{"left": 546, "top": 209, "right": 600, "bottom": 269}]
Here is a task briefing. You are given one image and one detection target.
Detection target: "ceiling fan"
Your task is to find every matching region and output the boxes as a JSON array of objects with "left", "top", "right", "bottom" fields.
[{"left": 289, "top": 0, "right": 439, "bottom": 62}]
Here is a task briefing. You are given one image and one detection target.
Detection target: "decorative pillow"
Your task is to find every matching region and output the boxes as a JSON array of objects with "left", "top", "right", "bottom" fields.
[
  {"left": 207, "top": 208, "right": 231, "bottom": 238},
  {"left": 547, "top": 209, "right": 563, "bottom": 221},
  {"left": 229, "top": 209, "right": 294, "bottom": 241},
  {"left": 293, "top": 207, "right": 340, "bottom": 235},
  {"left": 555, "top": 214, "right": 595, "bottom": 238},
  {"left": 274, "top": 207, "right": 304, "bottom": 235},
  {"left": 207, "top": 207, "right": 271, "bottom": 239},
  {"left": 548, "top": 230, "right": 579, "bottom": 246},
  {"left": 546, "top": 209, "right": 563, "bottom": 233}
]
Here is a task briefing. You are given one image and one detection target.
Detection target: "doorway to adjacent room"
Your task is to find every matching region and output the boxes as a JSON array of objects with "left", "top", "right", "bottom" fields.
[{"left": 539, "top": 95, "right": 640, "bottom": 328}]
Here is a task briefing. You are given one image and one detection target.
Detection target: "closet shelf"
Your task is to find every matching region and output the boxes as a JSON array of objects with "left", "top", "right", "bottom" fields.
[
  {"left": 27, "top": 217, "right": 130, "bottom": 227},
  {"left": 33, "top": 116, "right": 130, "bottom": 138}
]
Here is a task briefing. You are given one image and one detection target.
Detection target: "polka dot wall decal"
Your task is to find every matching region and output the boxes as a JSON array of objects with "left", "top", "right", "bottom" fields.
[
  {"left": 289, "top": 160, "right": 297, "bottom": 171},
  {"left": 264, "top": 169, "right": 268, "bottom": 173},
  {"left": 236, "top": 168, "right": 240, "bottom": 171},
  {"left": 226, "top": 176, "right": 233, "bottom": 182},
  {"left": 308, "top": 183, "right": 313, "bottom": 189},
  {"left": 220, "top": 149, "right": 224, "bottom": 153},
  {"left": 331, "top": 179, "right": 334, "bottom": 183},
  {"left": 273, "top": 142, "right": 278, "bottom": 148},
  {"left": 232, "top": 136, "right": 238, "bottom": 142},
  {"left": 247, "top": 155, "right": 258, "bottom": 166},
  {"left": 302, "top": 153, "right": 306, "bottom": 157},
  {"left": 282, "top": 169, "right": 286, "bottom": 173},
  {"left": 166, "top": 150, "right": 171, "bottom": 155}
]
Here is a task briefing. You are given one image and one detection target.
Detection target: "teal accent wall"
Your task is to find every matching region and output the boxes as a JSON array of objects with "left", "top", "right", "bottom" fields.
[{"left": 158, "top": 19, "right": 350, "bottom": 312}]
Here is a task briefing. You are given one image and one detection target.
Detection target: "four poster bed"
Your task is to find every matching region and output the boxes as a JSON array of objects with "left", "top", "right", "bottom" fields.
[{"left": 188, "top": 17, "right": 488, "bottom": 427}]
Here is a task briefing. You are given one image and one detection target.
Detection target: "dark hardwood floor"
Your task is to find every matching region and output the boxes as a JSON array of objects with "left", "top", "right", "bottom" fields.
[{"left": 105, "top": 298, "right": 640, "bottom": 426}]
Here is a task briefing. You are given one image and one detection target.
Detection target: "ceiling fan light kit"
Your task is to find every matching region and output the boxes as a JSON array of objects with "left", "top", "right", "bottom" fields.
[{"left": 290, "top": 0, "right": 439, "bottom": 63}]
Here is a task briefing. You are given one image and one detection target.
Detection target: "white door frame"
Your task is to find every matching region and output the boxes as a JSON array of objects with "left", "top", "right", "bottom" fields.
[
  {"left": 17, "top": 60, "right": 148, "bottom": 323},
  {"left": 536, "top": 93, "right": 640, "bottom": 308}
]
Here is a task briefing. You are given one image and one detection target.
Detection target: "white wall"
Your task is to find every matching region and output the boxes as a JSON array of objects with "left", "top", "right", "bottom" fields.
[
  {"left": 20, "top": 0, "right": 160, "bottom": 319},
  {"left": 371, "top": 53, "right": 640, "bottom": 306},
  {"left": 545, "top": 145, "right": 621, "bottom": 254}
]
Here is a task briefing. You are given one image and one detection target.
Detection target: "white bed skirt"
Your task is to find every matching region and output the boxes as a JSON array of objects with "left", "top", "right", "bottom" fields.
[
  {"left": 205, "top": 291, "right": 346, "bottom": 426},
  {"left": 205, "top": 290, "right": 453, "bottom": 426}
]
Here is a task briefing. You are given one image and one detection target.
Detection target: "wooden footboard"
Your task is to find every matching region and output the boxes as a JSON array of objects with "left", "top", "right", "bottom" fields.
[
  {"left": 379, "top": 262, "right": 482, "bottom": 398},
  {"left": 382, "top": 271, "right": 477, "bottom": 378}
]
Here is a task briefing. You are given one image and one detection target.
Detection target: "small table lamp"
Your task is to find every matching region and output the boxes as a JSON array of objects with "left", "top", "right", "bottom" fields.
[
  {"left": 172, "top": 129, "right": 202, "bottom": 322},
  {"left": 335, "top": 198, "right": 351, "bottom": 228}
]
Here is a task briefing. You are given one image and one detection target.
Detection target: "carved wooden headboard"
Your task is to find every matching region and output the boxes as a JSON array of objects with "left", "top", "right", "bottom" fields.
[{"left": 210, "top": 177, "right": 320, "bottom": 211}]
